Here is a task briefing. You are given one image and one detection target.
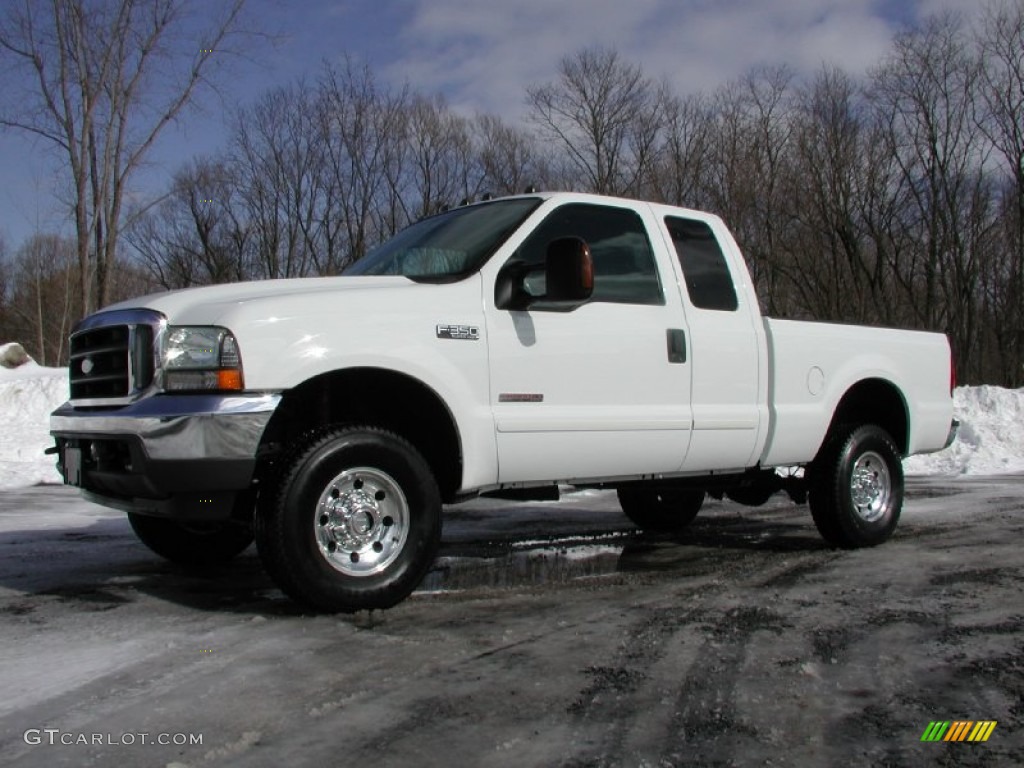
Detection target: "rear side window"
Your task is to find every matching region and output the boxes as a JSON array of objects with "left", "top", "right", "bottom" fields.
[
  {"left": 665, "top": 216, "right": 738, "bottom": 312},
  {"left": 511, "top": 203, "right": 664, "bottom": 305}
]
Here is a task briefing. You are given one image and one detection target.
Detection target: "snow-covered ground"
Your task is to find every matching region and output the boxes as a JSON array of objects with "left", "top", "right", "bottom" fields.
[{"left": 1, "top": 341, "right": 1021, "bottom": 491}]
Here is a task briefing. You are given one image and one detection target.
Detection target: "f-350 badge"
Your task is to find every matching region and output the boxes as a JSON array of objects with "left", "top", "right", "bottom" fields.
[{"left": 436, "top": 324, "right": 480, "bottom": 341}]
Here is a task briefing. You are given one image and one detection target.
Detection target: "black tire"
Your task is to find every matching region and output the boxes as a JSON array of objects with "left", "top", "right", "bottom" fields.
[
  {"left": 808, "top": 424, "right": 903, "bottom": 548},
  {"left": 255, "top": 426, "right": 441, "bottom": 613},
  {"left": 617, "top": 486, "right": 704, "bottom": 533},
  {"left": 127, "top": 514, "right": 253, "bottom": 566}
]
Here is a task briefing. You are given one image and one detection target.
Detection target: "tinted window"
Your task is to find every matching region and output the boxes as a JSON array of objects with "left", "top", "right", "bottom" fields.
[
  {"left": 665, "top": 217, "right": 738, "bottom": 311},
  {"left": 345, "top": 198, "right": 541, "bottom": 279},
  {"left": 510, "top": 204, "right": 663, "bottom": 305}
]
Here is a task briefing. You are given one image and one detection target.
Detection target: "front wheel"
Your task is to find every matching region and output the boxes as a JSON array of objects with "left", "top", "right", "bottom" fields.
[
  {"left": 127, "top": 514, "right": 253, "bottom": 566},
  {"left": 255, "top": 427, "right": 441, "bottom": 613},
  {"left": 617, "top": 486, "right": 704, "bottom": 533},
  {"left": 808, "top": 424, "right": 903, "bottom": 548}
]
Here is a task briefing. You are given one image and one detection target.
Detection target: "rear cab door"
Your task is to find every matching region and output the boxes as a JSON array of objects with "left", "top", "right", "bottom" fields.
[{"left": 649, "top": 206, "right": 768, "bottom": 472}]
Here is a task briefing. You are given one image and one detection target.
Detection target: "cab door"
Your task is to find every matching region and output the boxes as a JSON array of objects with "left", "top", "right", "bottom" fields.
[
  {"left": 657, "top": 213, "right": 764, "bottom": 471},
  {"left": 484, "top": 201, "right": 694, "bottom": 484}
]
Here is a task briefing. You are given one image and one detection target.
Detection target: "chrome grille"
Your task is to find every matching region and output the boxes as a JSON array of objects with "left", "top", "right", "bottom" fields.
[{"left": 68, "top": 311, "right": 161, "bottom": 403}]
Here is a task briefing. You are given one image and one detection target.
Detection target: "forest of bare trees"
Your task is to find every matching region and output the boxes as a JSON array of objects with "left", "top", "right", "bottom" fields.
[{"left": 1, "top": 2, "right": 1022, "bottom": 387}]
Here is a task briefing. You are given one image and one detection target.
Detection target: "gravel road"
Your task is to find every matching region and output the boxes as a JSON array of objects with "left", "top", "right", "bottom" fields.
[{"left": 1, "top": 477, "right": 1021, "bottom": 767}]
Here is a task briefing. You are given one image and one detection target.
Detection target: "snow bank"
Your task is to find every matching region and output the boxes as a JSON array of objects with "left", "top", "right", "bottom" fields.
[
  {"left": 904, "top": 385, "right": 1024, "bottom": 476},
  {"left": 0, "top": 339, "right": 1021, "bottom": 489},
  {"left": 0, "top": 351, "right": 68, "bottom": 489}
]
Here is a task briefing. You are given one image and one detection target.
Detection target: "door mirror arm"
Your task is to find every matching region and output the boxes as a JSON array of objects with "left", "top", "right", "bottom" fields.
[{"left": 495, "top": 260, "right": 534, "bottom": 311}]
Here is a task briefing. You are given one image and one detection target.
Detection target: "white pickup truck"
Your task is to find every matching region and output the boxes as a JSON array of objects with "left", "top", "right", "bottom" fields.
[{"left": 51, "top": 192, "right": 957, "bottom": 612}]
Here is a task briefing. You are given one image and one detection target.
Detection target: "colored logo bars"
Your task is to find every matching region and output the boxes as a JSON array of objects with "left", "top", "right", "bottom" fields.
[{"left": 920, "top": 721, "right": 997, "bottom": 743}]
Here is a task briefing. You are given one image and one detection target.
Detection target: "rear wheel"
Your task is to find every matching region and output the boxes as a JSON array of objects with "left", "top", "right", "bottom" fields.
[
  {"left": 127, "top": 514, "right": 253, "bottom": 566},
  {"left": 255, "top": 426, "right": 441, "bottom": 613},
  {"left": 617, "top": 486, "right": 704, "bottom": 533},
  {"left": 808, "top": 424, "right": 903, "bottom": 548}
]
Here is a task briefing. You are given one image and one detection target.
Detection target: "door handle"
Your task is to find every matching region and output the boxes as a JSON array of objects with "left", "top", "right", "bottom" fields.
[{"left": 667, "top": 328, "right": 687, "bottom": 364}]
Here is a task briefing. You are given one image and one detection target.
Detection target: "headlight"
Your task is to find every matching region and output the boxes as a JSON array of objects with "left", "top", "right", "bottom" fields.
[{"left": 162, "top": 326, "right": 244, "bottom": 391}]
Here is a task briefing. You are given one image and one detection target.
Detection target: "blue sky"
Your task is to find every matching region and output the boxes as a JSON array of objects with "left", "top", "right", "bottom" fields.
[{"left": 0, "top": 0, "right": 985, "bottom": 253}]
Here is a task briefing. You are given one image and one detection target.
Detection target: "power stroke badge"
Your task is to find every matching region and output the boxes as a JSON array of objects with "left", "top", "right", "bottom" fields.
[{"left": 436, "top": 324, "right": 480, "bottom": 341}]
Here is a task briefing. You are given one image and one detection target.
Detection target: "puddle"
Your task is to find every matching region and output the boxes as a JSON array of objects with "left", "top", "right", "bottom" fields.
[{"left": 418, "top": 536, "right": 629, "bottom": 593}]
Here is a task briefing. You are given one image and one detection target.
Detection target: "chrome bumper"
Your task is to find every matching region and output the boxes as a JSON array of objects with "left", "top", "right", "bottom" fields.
[
  {"left": 51, "top": 392, "right": 281, "bottom": 461},
  {"left": 50, "top": 393, "right": 281, "bottom": 518}
]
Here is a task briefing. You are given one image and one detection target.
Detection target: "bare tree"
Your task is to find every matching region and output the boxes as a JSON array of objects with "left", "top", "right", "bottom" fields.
[
  {"left": 231, "top": 81, "right": 325, "bottom": 279},
  {"left": 646, "top": 92, "right": 714, "bottom": 209},
  {"left": 320, "top": 59, "right": 409, "bottom": 268},
  {"left": 473, "top": 113, "right": 550, "bottom": 197},
  {"left": 781, "top": 65, "right": 923, "bottom": 327},
  {"left": 703, "top": 66, "right": 795, "bottom": 315},
  {"left": 784, "top": 67, "right": 862, "bottom": 321},
  {"left": 527, "top": 46, "right": 668, "bottom": 195},
  {"left": 0, "top": 235, "right": 11, "bottom": 344},
  {"left": 127, "top": 157, "right": 251, "bottom": 288},
  {"left": 977, "top": 0, "right": 1024, "bottom": 216},
  {"left": 0, "top": 0, "right": 253, "bottom": 314},
  {"left": 870, "top": 13, "right": 992, "bottom": 379},
  {"left": 976, "top": 0, "right": 1024, "bottom": 386},
  {"left": 401, "top": 94, "right": 480, "bottom": 219},
  {"left": 1, "top": 233, "right": 78, "bottom": 364}
]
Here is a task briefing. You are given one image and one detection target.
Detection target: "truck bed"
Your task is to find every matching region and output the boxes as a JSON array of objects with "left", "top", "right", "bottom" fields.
[{"left": 760, "top": 318, "right": 954, "bottom": 467}]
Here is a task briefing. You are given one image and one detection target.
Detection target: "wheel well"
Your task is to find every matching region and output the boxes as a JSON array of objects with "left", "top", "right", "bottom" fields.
[
  {"left": 827, "top": 379, "right": 909, "bottom": 456},
  {"left": 258, "top": 368, "right": 463, "bottom": 501}
]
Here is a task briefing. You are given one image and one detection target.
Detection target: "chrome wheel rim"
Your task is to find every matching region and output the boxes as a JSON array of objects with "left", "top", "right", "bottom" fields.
[
  {"left": 849, "top": 451, "right": 891, "bottom": 523},
  {"left": 313, "top": 467, "right": 409, "bottom": 577}
]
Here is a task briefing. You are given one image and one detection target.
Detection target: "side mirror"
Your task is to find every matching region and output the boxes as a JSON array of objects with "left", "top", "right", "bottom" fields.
[
  {"left": 544, "top": 237, "right": 594, "bottom": 303},
  {"left": 494, "top": 237, "right": 594, "bottom": 311}
]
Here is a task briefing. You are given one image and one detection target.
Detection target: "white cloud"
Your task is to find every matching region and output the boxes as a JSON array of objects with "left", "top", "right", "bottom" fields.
[{"left": 379, "top": 0, "right": 988, "bottom": 121}]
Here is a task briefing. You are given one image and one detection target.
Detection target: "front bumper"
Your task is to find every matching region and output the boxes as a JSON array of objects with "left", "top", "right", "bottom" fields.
[{"left": 50, "top": 392, "right": 281, "bottom": 518}]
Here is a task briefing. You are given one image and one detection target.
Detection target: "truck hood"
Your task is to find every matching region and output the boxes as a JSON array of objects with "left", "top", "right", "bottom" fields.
[
  {"left": 101, "top": 275, "right": 423, "bottom": 324},
  {"left": 93, "top": 273, "right": 487, "bottom": 391}
]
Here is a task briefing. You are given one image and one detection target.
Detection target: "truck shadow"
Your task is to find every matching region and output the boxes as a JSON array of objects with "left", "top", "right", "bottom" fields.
[
  {"left": 0, "top": 504, "right": 836, "bottom": 616},
  {"left": 0, "top": 478, "right": 979, "bottom": 616}
]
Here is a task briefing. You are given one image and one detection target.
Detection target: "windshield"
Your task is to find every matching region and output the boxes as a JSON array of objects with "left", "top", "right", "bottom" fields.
[{"left": 344, "top": 198, "right": 542, "bottom": 279}]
